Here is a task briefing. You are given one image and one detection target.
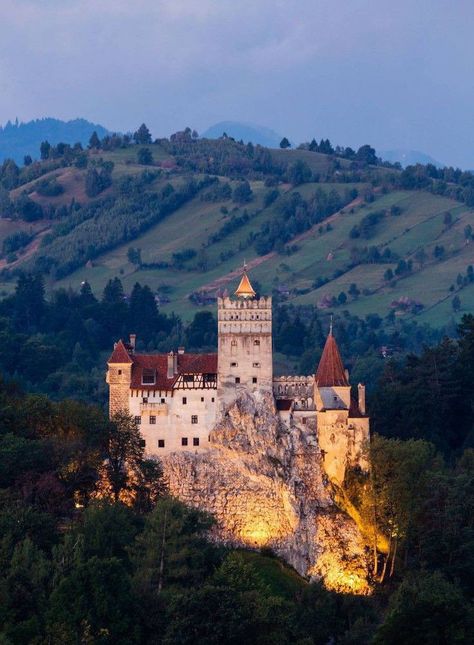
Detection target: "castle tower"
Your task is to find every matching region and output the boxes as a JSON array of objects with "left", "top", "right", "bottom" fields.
[
  {"left": 314, "top": 327, "right": 369, "bottom": 486},
  {"left": 106, "top": 339, "right": 133, "bottom": 416},
  {"left": 217, "top": 268, "right": 273, "bottom": 407}
]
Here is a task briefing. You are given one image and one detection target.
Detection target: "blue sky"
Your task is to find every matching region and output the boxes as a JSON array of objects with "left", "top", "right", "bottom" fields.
[{"left": 1, "top": 0, "right": 473, "bottom": 167}]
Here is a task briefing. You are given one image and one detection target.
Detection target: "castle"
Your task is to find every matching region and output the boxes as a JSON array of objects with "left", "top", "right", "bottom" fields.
[{"left": 106, "top": 270, "right": 369, "bottom": 486}]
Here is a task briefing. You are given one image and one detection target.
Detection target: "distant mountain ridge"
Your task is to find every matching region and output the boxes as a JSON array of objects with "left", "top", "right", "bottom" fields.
[
  {"left": 378, "top": 148, "right": 443, "bottom": 168},
  {"left": 202, "top": 121, "right": 284, "bottom": 148},
  {"left": 0, "top": 117, "right": 110, "bottom": 164}
]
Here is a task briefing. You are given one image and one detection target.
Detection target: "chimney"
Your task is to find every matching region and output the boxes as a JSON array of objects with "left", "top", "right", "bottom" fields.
[
  {"left": 344, "top": 369, "right": 350, "bottom": 383},
  {"left": 178, "top": 346, "right": 185, "bottom": 355},
  {"left": 173, "top": 352, "right": 178, "bottom": 375},
  {"left": 167, "top": 352, "right": 174, "bottom": 379},
  {"left": 358, "top": 383, "right": 366, "bottom": 416},
  {"left": 129, "top": 334, "right": 136, "bottom": 351}
]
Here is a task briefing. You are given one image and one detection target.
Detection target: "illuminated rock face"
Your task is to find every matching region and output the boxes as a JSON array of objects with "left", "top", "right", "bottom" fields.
[{"left": 162, "top": 391, "right": 370, "bottom": 594}]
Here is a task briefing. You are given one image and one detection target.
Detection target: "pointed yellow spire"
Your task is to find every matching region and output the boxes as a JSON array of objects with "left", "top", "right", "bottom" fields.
[{"left": 235, "top": 265, "right": 256, "bottom": 298}]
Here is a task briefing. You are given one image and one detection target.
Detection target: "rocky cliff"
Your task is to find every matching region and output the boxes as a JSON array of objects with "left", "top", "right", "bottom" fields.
[{"left": 162, "top": 391, "right": 370, "bottom": 594}]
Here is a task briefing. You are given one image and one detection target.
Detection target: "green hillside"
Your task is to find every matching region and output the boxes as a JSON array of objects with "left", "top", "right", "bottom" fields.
[{"left": 1, "top": 134, "right": 473, "bottom": 326}]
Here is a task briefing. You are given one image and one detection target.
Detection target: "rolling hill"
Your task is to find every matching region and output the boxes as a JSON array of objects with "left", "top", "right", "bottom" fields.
[
  {"left": 0, "top": 135, "right": 472, "bottom": 328},
  {"left": 0, "top": 117, "right": 110, "bottom": 164}
]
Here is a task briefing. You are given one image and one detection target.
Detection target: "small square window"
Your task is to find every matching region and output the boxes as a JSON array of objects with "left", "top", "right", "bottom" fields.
[
  {"left": 182, "top": 397, "right": 187, "bottom": 404},
  {"left": 253, "top": 339, "right": 260, "bottom": 346},
  {"left": 135, "top": 416, "right": 141, "bottom": 425},
  {"left": 235, "top": 377, "right": 240, "bottom": 384},
  {"left": 253, "top": 362, "right": 260, "bottom": 368},
  {"left": 139, "top": 439, "right": 146, "bottom": 447},
  {"left": 252, "top": 377, "right": 257, "bottom": 384},
  {"left": 158, "top": 439, "right": 165, "bottom": 448},
  {"left": 201, "top": 397, "right": 204, "bottom": 402},
  {"left": 211, "top": 397, "right": 215, "bottom": 402},
  {"left": 183, "top": 375, "right": 194, "bottom": 383},
  {"left": 193, "top": 437, "right": 200, "bottom": 447},
  {"left": 231, "top": 340, "right": 237, "bottom": 346},
  {"left": 142, "top": 397, "right": 148, "bottom": 403},
  {"left": 230, "top": 362, "right": 238, "bottom": 367},
  {"left": 118, "top": 369, "right": 122, "bottom": 375},
  {"left": 191, "top": 415, "right": 198, "bottom": 424},
  {"left": 182, "top": 437, "right": 188, "bottom": 446},
  {"left": 149, "top": 415, "right": 156, "bottom": 424},
  {"left": 302, "top": 417, "right": 307, "bottom": 425},
  {"left": 161, "top": 398, "right": 165, "bottom": 403}
]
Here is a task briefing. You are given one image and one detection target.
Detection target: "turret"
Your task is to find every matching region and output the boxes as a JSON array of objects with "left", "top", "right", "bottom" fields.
[
  {"left": 314, "top": 327, "right": 351, "bottom": 410},
  {"left": 106, "top": 339, "right": 133, "bottom": 416}
]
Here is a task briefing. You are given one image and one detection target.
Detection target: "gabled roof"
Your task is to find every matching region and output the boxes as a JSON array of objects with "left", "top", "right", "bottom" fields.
[
  {"left": 315, "top": 332, "right": 349, "bottom": 387},
  {"left": 130, "top": 352, "right": 217, "bottom": 390},
  {"left": 235, "top": 272, "right": 256, "bottom": 298},
  {"left": 108, "top": 339, "right": 133, "bottom": 364}
]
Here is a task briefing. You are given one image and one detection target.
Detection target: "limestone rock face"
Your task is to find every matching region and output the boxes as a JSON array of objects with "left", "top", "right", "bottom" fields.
[{"left": 161, "top": 391, "right": 369, "bottom": 594}]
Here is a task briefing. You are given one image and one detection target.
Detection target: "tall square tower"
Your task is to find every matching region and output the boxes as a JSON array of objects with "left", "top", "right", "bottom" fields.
[{"left": 217, "top": 271, "right": 273, "bottom": 408}]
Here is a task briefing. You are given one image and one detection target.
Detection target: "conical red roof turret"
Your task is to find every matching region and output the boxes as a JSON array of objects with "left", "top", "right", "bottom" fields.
[
  {"left": 315, "top": 329, "right": 349, "bottom": 386},
  {"left": 108, "top": 339, "right": 133, "bottom": 364}
]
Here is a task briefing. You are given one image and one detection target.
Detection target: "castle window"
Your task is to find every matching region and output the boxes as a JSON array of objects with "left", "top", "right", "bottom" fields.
[
  {"left": 191, "top": 415, "right": 198, "bottom": 424},
  {"left": 235, "top": 377, "right": 240, "bottom": 384},
  {"left": 252, "top": 377, "right": 257, "bottom": 384},
  {"left": 118, "top": 369, "right": 122, "bottom": 375},
  {"left": 211, "top": 397, "right": 215, "bottom": 402},
  {"left": 182, "top": 437, "right": 188, "bottom": 446},
  {"left": 161, "top": 398, "right": 165, "bottom": 403},
  {"left": 142, "top": 369, "right": 156, "bottom": 385},
  {"left": 139, "top": 439, "right": 146, "bottom": 447},
  {"left": 149, "top": 415, "right": 156, "bottom": 424},
  {"left": 231, "top": 340, "right": 237, "bottom": 346},
  {"left": 142, "top": 397, "right": 148, "bottom": 403},
  {"left": 302, "top": 418, "right": 307, "bottom": 425},
  {"left": 253, "top": 339, "right": 260, "bottom": 346},
  {"left": 201, "top": 397, "right": 204, "bottom": 402},
  {"left": 231, "top": 362, "right": 238, "bottom": 367},
  {"left": 158, "top": 439, "right": 165, "bottom": 448},
  {"left": 183, "top": 375, "right": 194, "bottom": 383},
  {"left": 182, "top": 397, "right": 187, "bottom": 404},
  {"left": 134, "top": 416, "right": 141, "bottom": 425},
  {"left": 256, "top": 315, "right": 259, "bottom": 320},
  {"left": 253, "top": 362, "right": 260, "bottom": 368},
  {"left": 193, "top": 437, "right": 200, "bottom": 446}
]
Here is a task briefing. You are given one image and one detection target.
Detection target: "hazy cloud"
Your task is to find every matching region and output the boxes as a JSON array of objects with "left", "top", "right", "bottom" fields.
[{"left": 1, "top": 1, "right": 474, "bottom": 166}]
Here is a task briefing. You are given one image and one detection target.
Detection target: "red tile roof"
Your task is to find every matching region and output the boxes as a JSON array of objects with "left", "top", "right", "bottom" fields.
[
  {"left": 107, "top": 339, "right": 133, "bottom": 364},
  {"left": 315, "top": 332, "right": 349, "bottom": 387},
  {"left": 128, "top": 351, "right": 217, "bottom": 390}
]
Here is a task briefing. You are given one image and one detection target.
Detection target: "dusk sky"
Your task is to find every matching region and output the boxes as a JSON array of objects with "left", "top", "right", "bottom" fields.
[{"left": 1, "top": 0, "right": 474, "bottom": 167}]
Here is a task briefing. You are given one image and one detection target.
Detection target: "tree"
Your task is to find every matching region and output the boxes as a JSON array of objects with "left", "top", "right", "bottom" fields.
[
  {"left": 40, "top": 140, "right": 51, "bottom": 160},
  {"left": 384, "top": 268, "right": 394, "bottom": 282},
  {"left": 232, "top": 181, "right": 253, "bottom": 204},
  {"left": 414, "top": 246, "right": 427, "bottom": 268},
  {"left": 23, "top": 154, "right": 32, "bottom": 166},
  {"left": 452, "top": 295, "right": 461, "bottom": 312},
  {"left": 134, "top": 123, "right": 152, "bottom": 145},
  {"left": 88, "top": 131, "right": 101, "bottom": 149},
  {"left": 348, "top": 283, "right": 360, "bottom": 299},
  {"left": 103, "top": 412, "right": 145, "bottom": 503},
  {"left": 373, "top": 572, "right": 473, "bottom": 645},
  {"left": 355, "top": 144, "right": 378, "bottom": 165},
  {"left": 337, "top": 291, "right": 347, "bottom": 305},
  {"left": 137, "top": 147, "right": 153, "bottom": 165},
  {"left": 84, "top": 168, "right": 102, "bottom": 198},
  {"left": 287, "top": 159, "right": 312, "bottom": 185},
  {"left": 279, "top": 137, "right": 291, "bottom": 149},
  {"left": 127, "top": 247, "right": 142, "bottom": 267},
  {"left": 443, "top": 211, "right": 453, "bottom": 229}
]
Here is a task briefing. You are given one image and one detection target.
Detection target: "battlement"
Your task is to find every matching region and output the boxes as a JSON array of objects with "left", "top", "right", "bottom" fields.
[{"left": 217, "top": 296, "right": 272, "bottom": 310}]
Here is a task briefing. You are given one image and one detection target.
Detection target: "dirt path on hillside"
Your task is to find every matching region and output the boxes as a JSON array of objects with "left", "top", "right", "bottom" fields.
[
  {"left": 0, "top": 226, "right": 52, "bottom": 270},
  {"left": 197, "top": 195, "right": 363, "bottom": 294}
]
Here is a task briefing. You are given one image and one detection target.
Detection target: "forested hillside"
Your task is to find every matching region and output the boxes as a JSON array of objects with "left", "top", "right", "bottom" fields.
[{"left": 0, "top": 125, "right": 472, "bottom": 327}]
